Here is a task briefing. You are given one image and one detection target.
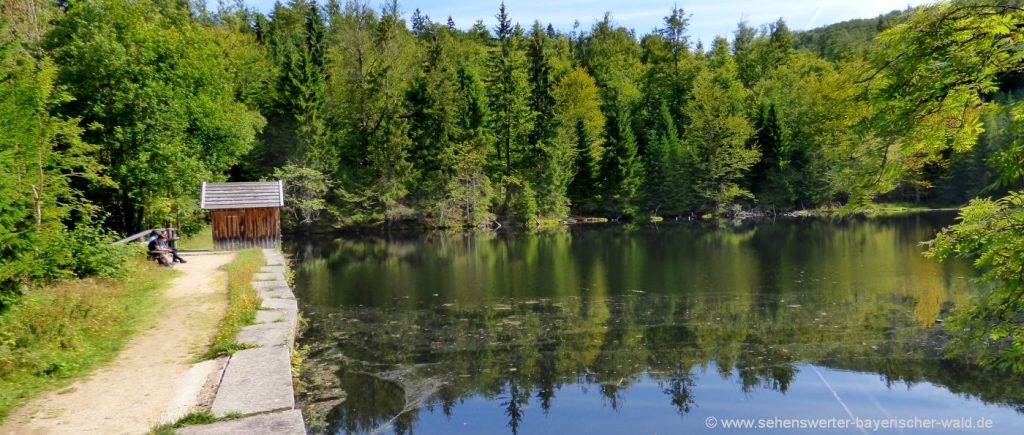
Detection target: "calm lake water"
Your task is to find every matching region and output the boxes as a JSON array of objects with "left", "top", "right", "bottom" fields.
[{"left": 288, "top": 213, "right": 1024, "bottom": 434}]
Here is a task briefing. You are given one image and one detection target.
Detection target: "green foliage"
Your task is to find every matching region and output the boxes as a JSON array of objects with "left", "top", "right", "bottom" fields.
[
  {"left": 149, "top": 410, "right": 244, "bottom": 434},
  {"left": 0, "top": 23, "right": 115, "bottom": 305},
  {"left": 274, "top": 164, "right": 330, "bottom": 229},
  {"left": 864, "top": 2, "right": 1024, "bottom": 187},
  {"left": 36, "top": 224, "right": 136, "bottom": 282},
  {"left": 44, "top": 0, "right": 266, "bottom": 233},
  {"left": 554, "top": 67, "right": 604, "bottom": 215},
  {"left": 638, "top": 100, "right": 688, "bottom": 215},
  {"left": 797, "top": 9, "right": 910, "bottom": 62},
  {"left": 928, "top": 193, "right": 1024, "bottom": 374},
  {"left": 9, "top": 0, "right": 1023, "bottom": 240},
  {"left": 683, "top": 39, "right": 759, "bottom": 215},
  {"left": 487, "top": 8, "right": 537, "bottom": 217},
  {"left": 325, "top": 1, "right": 417, "bottom": 225},
  {"left": 873, "top": 2, "right": 1024, "bottom": 374},
  {"left": 196, "top": 1, "right": 1024, "bottom": 226},
  {"left": 502, "top": 176, "right": 539, "bottom": 227},
  {"left": 597, "top": 102, "right": 642, "bottom": 216}
]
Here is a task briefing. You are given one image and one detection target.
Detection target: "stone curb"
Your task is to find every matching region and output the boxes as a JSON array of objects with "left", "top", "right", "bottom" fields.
[
  {"left": 261, "top": 265, "right": 287, "bottom": 274},
  {"left": 260, "top": 288, "right": 296, "bottom": 301},
  {"left": 178, "top": 249, "right": 304, "bottom": 434},
  {"left": 237, "top": 322, "right": 295, "bottom": 348},
  {"left": 255, "top": 308, "right": 297, "bottom": 325},
  {"left": 262, "top": 298, "right": 298, "bottom": 311},
  {"left": 177, "top": 409, "right": 305, "bottom": 435},
  {"left": 210, "top": 346, "right": 294, "bottom": 416},
  {"left": 254, "top": 272, "right": 286, "bottom": 281},
  {"left": 253, "top": 280, "right": 288, "bottom": 290}
]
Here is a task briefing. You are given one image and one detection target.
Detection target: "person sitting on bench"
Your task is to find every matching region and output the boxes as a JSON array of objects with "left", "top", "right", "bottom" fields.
[
  {"left": 157, "top": 230, "right": 187, "bottom": 263},
  {"left": 148, "top": 233, "right": 173, "bottom": 267}
]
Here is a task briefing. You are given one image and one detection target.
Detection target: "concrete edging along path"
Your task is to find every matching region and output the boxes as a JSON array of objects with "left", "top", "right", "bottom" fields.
[{"left": 178, "top": 249, "right": 305, "bottom": 435}]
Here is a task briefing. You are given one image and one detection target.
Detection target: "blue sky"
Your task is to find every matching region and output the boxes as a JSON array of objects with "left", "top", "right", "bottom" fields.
[{"left": 243, "top": 0, "right": 935, "bottom": 43}]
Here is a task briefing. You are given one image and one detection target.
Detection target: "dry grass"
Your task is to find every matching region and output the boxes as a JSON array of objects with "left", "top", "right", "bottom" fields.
[{"left": 0, "top": 259, "right": 176, "bottom": 422}]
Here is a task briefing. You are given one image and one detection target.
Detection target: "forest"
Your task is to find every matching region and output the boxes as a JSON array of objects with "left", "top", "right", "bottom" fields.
[{"left": 2, "top": 1, "right": 1024, "bottom": 370}]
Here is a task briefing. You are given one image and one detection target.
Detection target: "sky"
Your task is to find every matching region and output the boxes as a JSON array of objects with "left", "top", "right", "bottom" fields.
[{"left": 242, "top": 0, "right": 936, "bottom": 43}]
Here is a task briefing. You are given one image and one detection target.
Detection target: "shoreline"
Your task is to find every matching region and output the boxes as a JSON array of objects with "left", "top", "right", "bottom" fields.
[{"left": 276, "top": 206, "right": 962, "bottom": 238}]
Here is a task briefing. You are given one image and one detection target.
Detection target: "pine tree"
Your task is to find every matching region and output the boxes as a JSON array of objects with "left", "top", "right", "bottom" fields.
[
  {"left": 406, "top": 27, "right": 495, "bottom": 226},
  {"left": 487, "top": 3, "right": 537, "bottom": 221},
  {"left": 526, "top": 22, "right": 557, "bottom": 150},
  {"left": 411, "top": 8, "right": 429, "bottom": 38},
  {"left": 749, "top": 101, "right": 794, "bottom": 209},
  {"left": 640, "top": 101, "right": 687, "bottom": 215},
  {"left": 295, "top": 1, "right": 330, "bottom": 171},
  {"left": 446, "top": 67, "right": 496, "bottom": 226},
  {"left": 598, "top": 101, "right": 643, "bottom": 216}
]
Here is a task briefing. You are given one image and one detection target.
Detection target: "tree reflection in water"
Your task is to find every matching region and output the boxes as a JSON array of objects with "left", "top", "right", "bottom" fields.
[{"left": 289, "top": 215, "right": 1024, "bottom": 434}]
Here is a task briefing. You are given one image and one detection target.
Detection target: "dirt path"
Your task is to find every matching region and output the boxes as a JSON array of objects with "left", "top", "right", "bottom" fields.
[{"left": 1, "top": 253, "right": 235, "bottom": 435}]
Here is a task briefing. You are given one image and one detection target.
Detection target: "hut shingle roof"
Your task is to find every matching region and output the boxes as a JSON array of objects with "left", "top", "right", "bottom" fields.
[{"left": 200, "top": 181, "right": 284, "bottom": 210}]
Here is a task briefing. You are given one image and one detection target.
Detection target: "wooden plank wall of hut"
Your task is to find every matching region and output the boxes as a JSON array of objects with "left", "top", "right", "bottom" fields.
[{"left": 210, "top": 207, "right": 281, "bottom": 250}]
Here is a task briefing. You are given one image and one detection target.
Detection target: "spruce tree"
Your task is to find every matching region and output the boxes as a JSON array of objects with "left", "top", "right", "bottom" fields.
[
  {"left": 598, "top": 102, "right": 643, "bottom": 216},
  {"left": 487, "top": 3, "right": 536, "bottom": 220}
]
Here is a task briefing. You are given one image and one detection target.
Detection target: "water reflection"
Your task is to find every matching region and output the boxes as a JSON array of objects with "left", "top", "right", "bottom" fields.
[{"left": 289, "top": 214, "right": 1024, "bottom": 434}]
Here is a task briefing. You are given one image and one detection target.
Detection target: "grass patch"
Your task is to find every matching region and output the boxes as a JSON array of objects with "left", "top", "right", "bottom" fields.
[
  {"left": 176, "top": 226, "right": 213, "bottom": 251},
  {"left": 0, "top": 259, "right": 176, "bottom": 422},
  {"left": 200, "top": 249, "right": 264, "bottom": 360},
  {"left": 148, "top": 411, "right": 243, "bottom": 434}
]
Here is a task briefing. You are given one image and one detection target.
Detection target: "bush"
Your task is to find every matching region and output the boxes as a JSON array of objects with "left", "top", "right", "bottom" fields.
[
  {"left": 0, "top": 224, "right": 135, "bottom": 311},
  {"left": 33, "top": 224, "right": 135, "bottom": 283}
]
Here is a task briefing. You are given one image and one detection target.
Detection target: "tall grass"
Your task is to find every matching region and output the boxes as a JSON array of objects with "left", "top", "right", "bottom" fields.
[
  {"left": 201, "top": 249, "right": 263, "bottom": 359},
  {"left": 0, "top": 259, "right": 176, "bottom": 421}
]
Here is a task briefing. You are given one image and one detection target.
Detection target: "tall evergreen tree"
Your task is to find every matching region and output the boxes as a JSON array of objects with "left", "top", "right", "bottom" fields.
[
  {"left": 597, "top": 101, "right": 643, "bottom": 216},
  {"left": 640, "top": 101, "right": 688, "bottom": 215},
  {"left": 526, "top": 21, "right": 558, "bottom": 151},
  {"left": 487, "top": 3, "right": 537, "bottom": 221},
  {"left": 749, "top": 101, "right": 793, "bottom": 209}
]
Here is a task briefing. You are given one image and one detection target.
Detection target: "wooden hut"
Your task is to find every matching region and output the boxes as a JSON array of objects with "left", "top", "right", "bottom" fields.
[{"left": 200, "top": 181, "right": 284, "bottom": 250}]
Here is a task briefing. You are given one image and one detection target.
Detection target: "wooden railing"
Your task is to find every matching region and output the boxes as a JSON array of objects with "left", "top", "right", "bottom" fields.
[{"left": 113, "top": 228, "right": 178, "bottom": 246}]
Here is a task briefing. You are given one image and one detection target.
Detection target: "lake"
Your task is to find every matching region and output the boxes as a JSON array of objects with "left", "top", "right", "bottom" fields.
[{"left": 287, "top": 213, "right": 1024, "bottom": 434}]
